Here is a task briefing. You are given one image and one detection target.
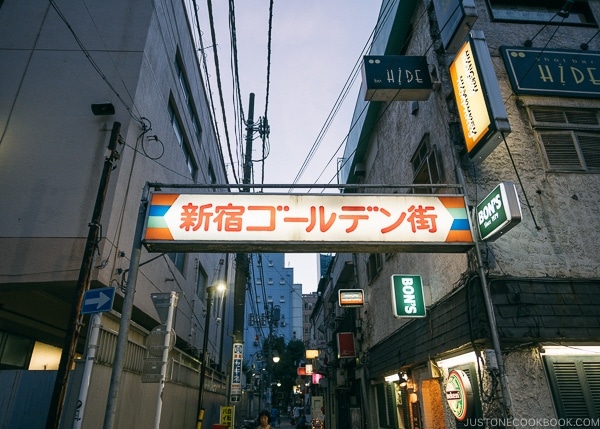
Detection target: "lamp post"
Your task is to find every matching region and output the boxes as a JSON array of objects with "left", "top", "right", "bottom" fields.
[{"left": 196, "top": 281, "right": 226, "bottom": 429}]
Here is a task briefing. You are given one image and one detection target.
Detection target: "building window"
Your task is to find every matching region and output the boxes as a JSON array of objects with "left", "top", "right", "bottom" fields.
[
  {"left": 280, "top": 278, "right": 286, "bottom": 285},
  {"left": 208, "top": 161, "right": 217, "bottom": 189},
  {"left": 280, "top": 295, "right": 285, "bottom": 303},
  {"left": 411, "top": 134, "right": 441, "bottom": 194},
  {"left": 544, "top": 354, "right": 600, "bottom": 420},
  {"left": 487, "top": 0, "right": 596, "bottom": 25},
  {"left": 175, "top": 55, "right": 203, "bottom": 143},
  {"left": 168, "top": 102, "right": 197, "bottom": 179},
  {"left": 0, "top": 331, "right": 34, "bottom": 369},
  {"left": 268, "top": 278, "right": 274, "bottom": 285},
  {"left": 256, "top": 277, "right": 262, "bottom": 285},
  {"left": 375, "top": 382, "right": 409, "bottom": 428},
  {"left": 168, "top": 252, "right": 185, "bottom": 273},
  {"left": 196, "top": 262, "right": 208, "bottom": 297},
  {"left": 248, "top": 314, "right": 255, "bottom": 326},
  {"left": 530, "top": 107, "right": 600, "bottom": 172},
  {"left": 366, "top": 253, "right": 383, "bottom": 282}
]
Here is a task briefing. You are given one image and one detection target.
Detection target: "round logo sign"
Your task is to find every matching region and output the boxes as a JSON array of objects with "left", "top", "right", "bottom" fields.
[{"left": 445, "top": 369, "right": 473, "bottom": 421}]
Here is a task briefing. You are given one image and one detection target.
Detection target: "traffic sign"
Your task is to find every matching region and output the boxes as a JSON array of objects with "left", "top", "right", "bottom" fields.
[
  {"left": 81, "top": 287, "right": 115, "bottom": 314},
  {"left": 145, "top": 324, "right": 175, "bottom": 357}
]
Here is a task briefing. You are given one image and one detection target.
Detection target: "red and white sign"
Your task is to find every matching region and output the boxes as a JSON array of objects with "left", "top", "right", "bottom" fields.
[
  {"left": 143, "top": 193, "right": 473, "bottom": 253},
  {"left": 337, "top": 332, "right": 356, "bottom": 359}
]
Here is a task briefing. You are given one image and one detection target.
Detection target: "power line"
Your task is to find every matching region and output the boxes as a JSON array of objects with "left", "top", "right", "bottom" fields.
[{"left": 205, "top": 0, "right": 240, "bottom": 184}]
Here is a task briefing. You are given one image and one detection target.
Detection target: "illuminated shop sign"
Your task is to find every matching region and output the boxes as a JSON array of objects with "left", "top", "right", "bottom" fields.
[
  {"left": 143, "top": 193, "right": 473, "bottom": 253},
  {"left": 476, "top": 181, "right": 522, "bottom": 241},
  {"left": 362, "top": 55, "right": 433, "bottom": 101},
  {"left": 338, "top": 289, "right": 365, "bottom": 307},
  {"left": 501, "top": 47, "right": 600, "bottom": 98},
  {"left": 445, "top": 369, "right": 473, "bottom": 421},
  {"left": 391, "top": 275, "right": 426, "bottom": 318},
  {"left": 449, "top": 31, "right": 511, "bottom": 163}
]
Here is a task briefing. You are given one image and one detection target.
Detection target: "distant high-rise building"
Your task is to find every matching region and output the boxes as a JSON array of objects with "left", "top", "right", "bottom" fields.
[{"left": 243, "top": 253, "right": 302, "bottom": 365}]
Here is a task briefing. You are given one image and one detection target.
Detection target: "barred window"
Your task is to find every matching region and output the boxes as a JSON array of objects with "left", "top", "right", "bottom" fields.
[{"left": 530, "top": 107, "right": 600, "bottom": 172}]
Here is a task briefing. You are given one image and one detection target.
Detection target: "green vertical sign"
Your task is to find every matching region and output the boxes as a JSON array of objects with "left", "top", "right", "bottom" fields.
[{"left": 391, "top": 275, "right": 426, "bottom": 318}]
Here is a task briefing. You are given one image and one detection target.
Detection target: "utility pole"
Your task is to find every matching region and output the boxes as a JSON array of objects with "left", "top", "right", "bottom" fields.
[
  {"left": 46, "top": 122, "right": 122, "bottom": 429},
  {"left": 234, "top": 93, "right": 254, "bottom": 342},
  {"left": 231, "top": 93, "right": 255, "bottom": 406}
]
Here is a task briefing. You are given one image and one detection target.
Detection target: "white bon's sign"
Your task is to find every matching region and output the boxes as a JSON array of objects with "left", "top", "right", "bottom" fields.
[{"left": 143, "top": 193, "right": 473, "bottom": 252}]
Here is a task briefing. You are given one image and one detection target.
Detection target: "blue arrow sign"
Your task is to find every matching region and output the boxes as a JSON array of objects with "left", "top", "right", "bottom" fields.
[{"left": 82, "top": 287, "right": 115, "bottom": 314}]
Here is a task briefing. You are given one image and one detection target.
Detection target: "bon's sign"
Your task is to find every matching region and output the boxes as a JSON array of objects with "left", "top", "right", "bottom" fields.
[{"left": 476, "top": 182, "right": 522, "bottom": 241}]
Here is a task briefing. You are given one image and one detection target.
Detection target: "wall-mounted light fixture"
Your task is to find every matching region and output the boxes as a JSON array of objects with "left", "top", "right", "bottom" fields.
[
  {"left": 384, "top": 373, "right": 400, "bottom": 383},
  {"left": 91, "top": 102, "right": 115, "bottom": 116}
]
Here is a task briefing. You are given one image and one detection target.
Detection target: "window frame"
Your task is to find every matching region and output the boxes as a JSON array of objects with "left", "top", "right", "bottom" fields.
[
  {"left": 411, "top": 134, "right": 442, "bottom": 194},
  {"left": 529, "top": 106, "right": 600, "bottom": 172},
  {"left": 543, "top": 354, "right": 600, "bottom": 420},
  {"left": 486, "top": 0, "right": 597, "bottom": 26}
]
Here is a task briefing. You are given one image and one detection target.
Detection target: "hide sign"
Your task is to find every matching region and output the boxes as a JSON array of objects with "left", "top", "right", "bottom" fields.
[{"left": 362, "top": 55, "right": 433, "bottom": 101}]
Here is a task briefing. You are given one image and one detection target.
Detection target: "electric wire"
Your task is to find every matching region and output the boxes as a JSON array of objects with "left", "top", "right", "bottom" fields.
[
  {"left": 228, "top": 0, "right": 246, "bottom": 179},
  {"left": 191, "top": 0, "right": 229, "bottom": 183},
  {"left": 48, "top": 0, "right": 144, "bottom": 125},
  {"left": 290, "top": 0, "right": 398, "bottom": 187},
  {"left": 205, "top": 0, "right": 240, "bottom": 185},
  {"left": 0, "top": 3, "right": 50, "bottom": 149}
]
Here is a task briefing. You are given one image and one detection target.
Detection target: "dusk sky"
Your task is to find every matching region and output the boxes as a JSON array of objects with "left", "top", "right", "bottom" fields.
[{"left": 197, "top": 2, "right": 381, "bottom": 291}]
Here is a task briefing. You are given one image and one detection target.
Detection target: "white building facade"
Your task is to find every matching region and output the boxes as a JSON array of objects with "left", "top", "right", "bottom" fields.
[{"left": 0, "top": 1, "right": 234, "bottom": 428}]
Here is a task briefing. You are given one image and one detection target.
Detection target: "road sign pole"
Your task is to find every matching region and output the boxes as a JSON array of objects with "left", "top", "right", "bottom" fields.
[
  {"left": 72, "top": 312, "right": 102, "bottom": 429},
  {"left": 103, "top": 183, "right": 148, "bottom": 429},
  {"left": 154, "top": 291, "right": 178, "bottom": 429}
]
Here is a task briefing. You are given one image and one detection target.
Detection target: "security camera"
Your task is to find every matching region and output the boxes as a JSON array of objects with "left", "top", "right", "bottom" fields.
[{"left": 91, "top": 102, "right": 115, "bottom": 116}]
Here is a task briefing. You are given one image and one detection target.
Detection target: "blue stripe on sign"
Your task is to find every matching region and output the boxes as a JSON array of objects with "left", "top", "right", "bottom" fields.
[
  {"left": 149, "top": 205, "right": 170, "bottom": 216},
  {"left": 450, "top": 219, "right": 470, "bottom": 230}
]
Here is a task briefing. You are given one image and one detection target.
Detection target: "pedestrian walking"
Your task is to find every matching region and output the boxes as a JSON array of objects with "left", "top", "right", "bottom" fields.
[{"left": 258, "top": 409, "right": 272, "bottom": 429}]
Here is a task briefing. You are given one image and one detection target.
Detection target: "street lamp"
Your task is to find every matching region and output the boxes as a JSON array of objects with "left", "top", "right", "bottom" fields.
[
  {"left": 272, "top": 351, "right": 280, "bottom": 363},
  {"left": 196, "top": 281, "right": 226, "bottom": 429}
]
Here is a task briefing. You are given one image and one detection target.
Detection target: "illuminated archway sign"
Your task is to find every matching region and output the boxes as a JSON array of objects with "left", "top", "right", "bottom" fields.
[
  {"left": 143, "top": 192, "right": 473, "bottom": 253},
  {"left": 445, "top": 369, "right": 473, "bottom": 421}
]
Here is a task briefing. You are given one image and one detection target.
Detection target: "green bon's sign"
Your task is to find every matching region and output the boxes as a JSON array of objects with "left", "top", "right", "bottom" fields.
[
  {"left": 391, "top": 275, "right": 426, "bottom": 318},
  {"left": 476, "top": 182, "right": 522, "bottom": 241}
]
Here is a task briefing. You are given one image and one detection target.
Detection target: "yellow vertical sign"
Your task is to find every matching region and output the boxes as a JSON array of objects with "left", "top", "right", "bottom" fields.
[
  {"left": 220, "top": 405, "right": 234, "bottom": 428},
  {"left": 449, "top": 39, "right": 490, "bottom": 154}
]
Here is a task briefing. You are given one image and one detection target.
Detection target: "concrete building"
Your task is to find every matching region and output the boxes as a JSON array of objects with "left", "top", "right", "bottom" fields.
[
  {"left": 312, "top": 0, "right": 600, "bottom": 428},
  {"left": 302, "top": 292, "right": 319, "bottom": 347},
  {"left": 0, "top": 1, "right": 234, "bottom": 428}
]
